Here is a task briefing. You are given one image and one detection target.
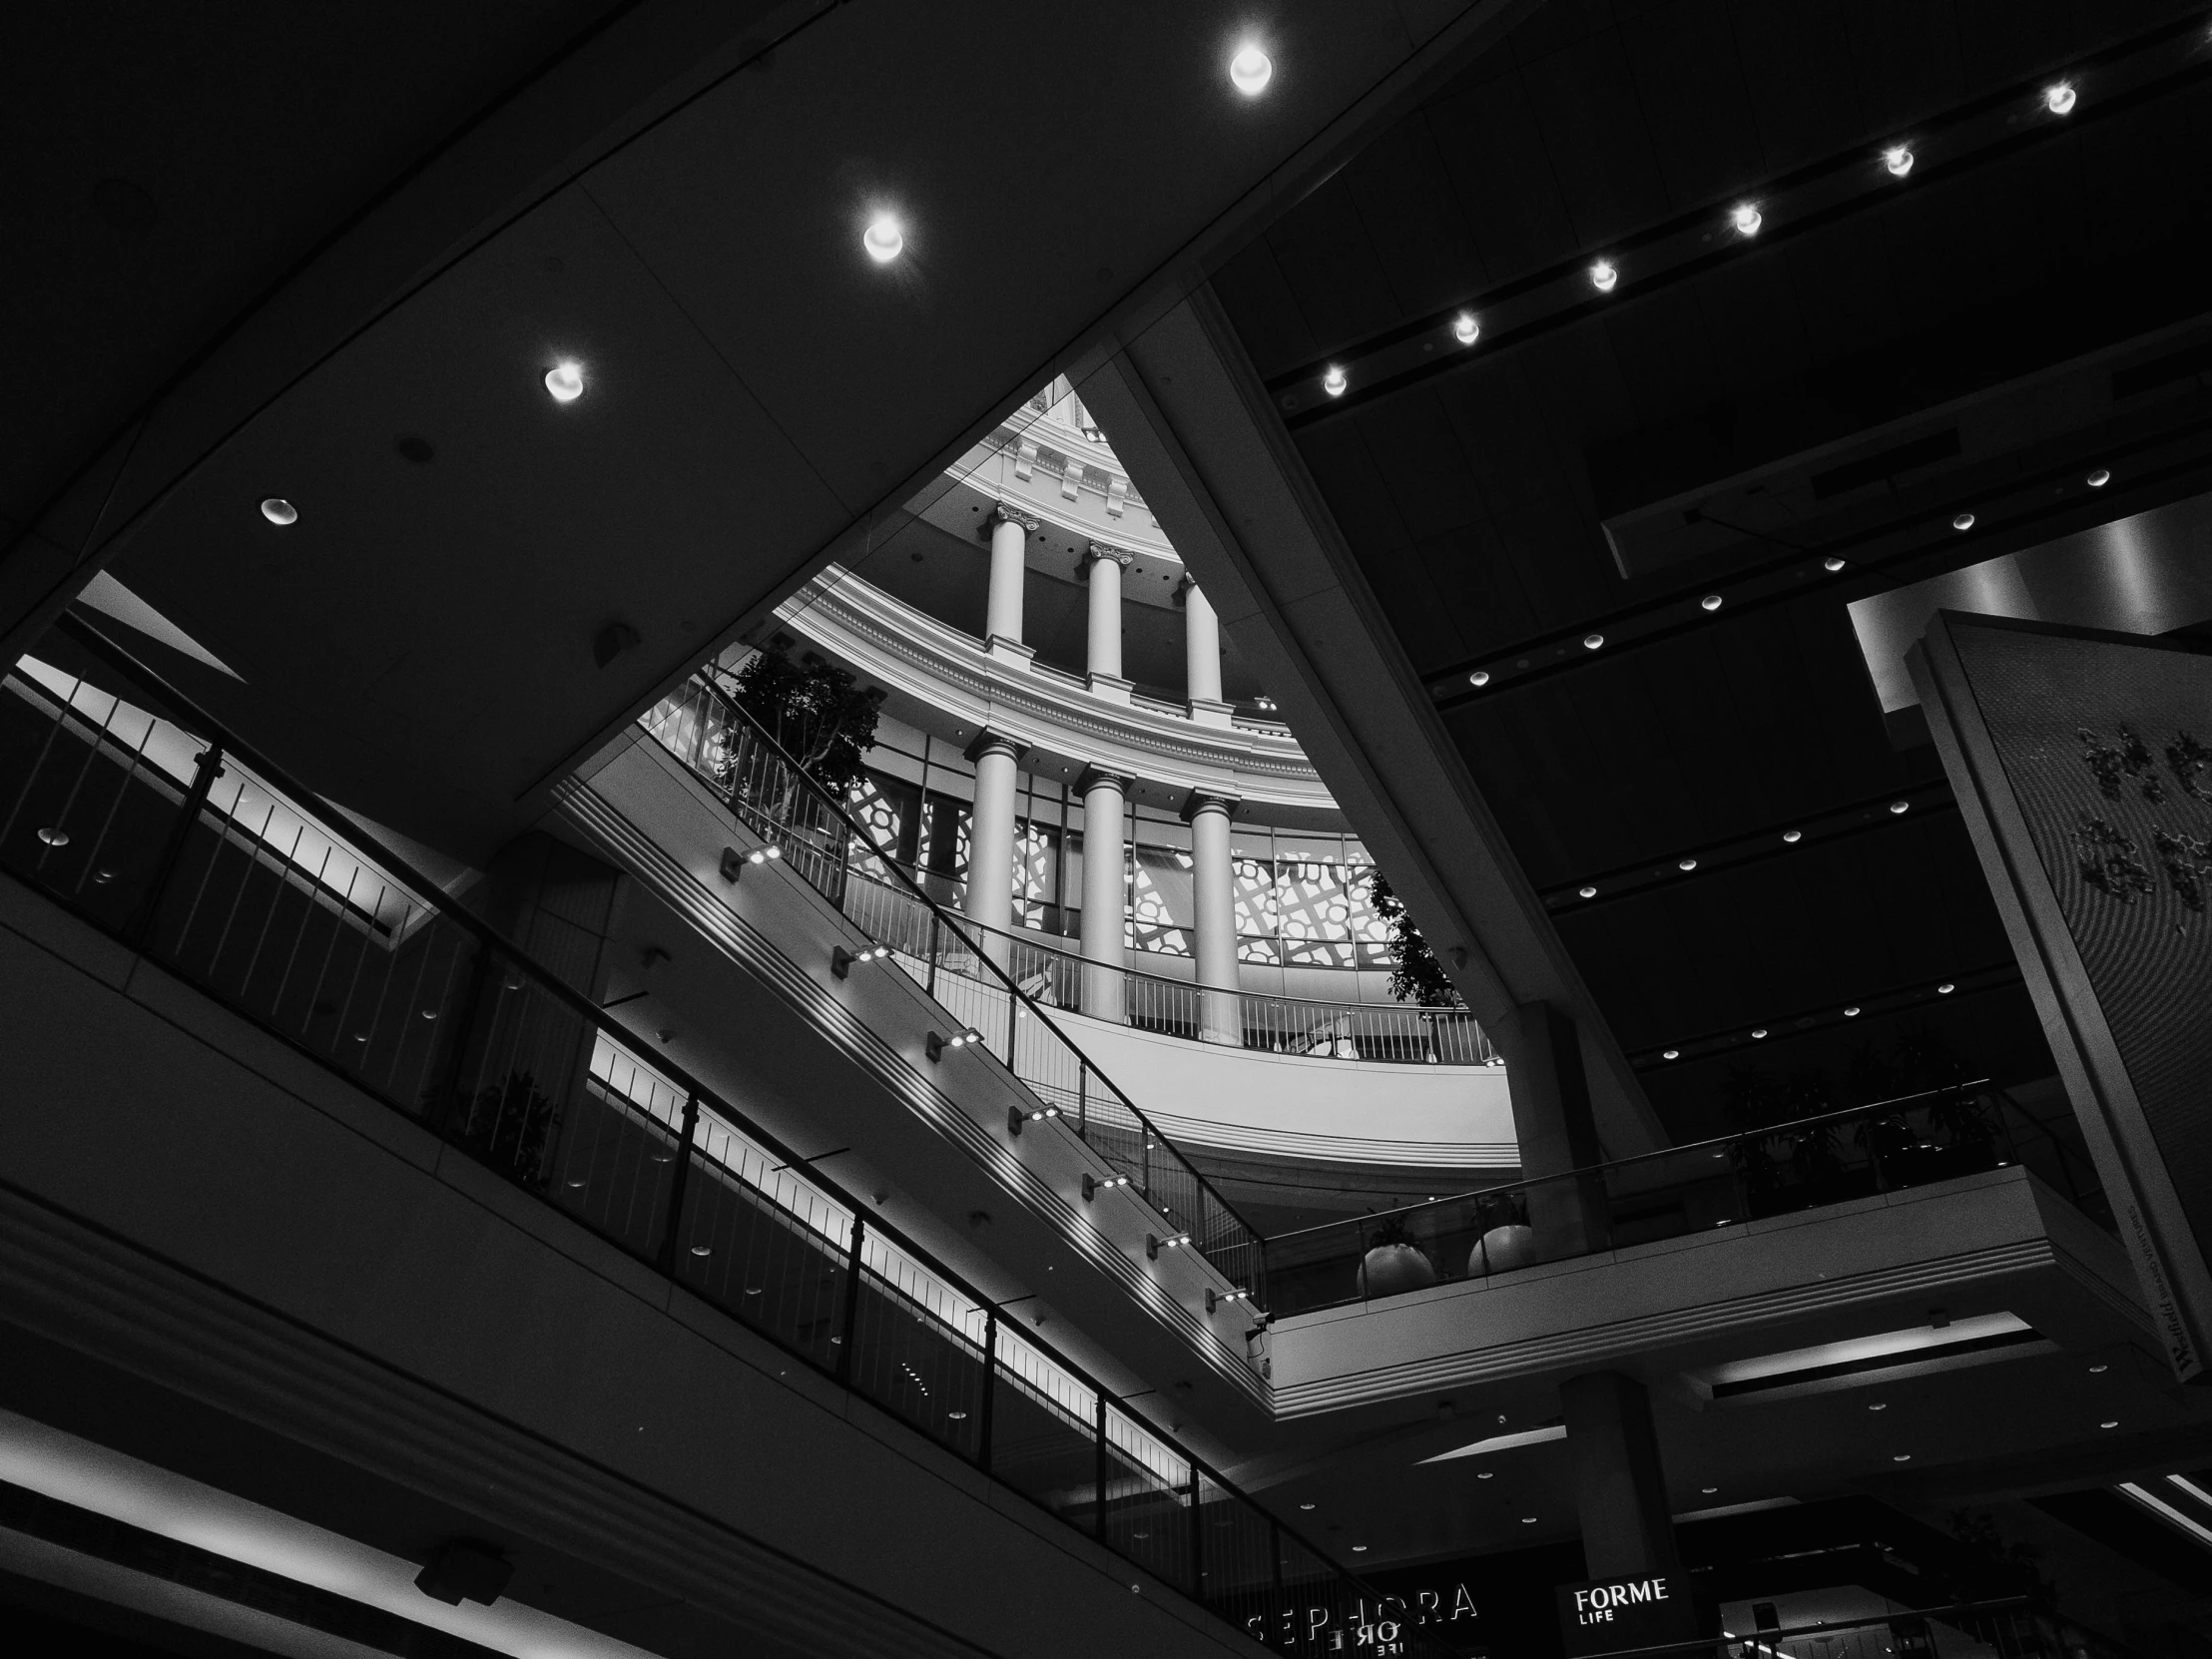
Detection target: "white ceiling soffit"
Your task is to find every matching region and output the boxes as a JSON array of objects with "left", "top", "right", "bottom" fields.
[
  {"left": 75, "top": 571, "right": 244, "bottom": 681},
  {"left": 1077, "top": 293, "right": 1665, "bottom": 1158}
]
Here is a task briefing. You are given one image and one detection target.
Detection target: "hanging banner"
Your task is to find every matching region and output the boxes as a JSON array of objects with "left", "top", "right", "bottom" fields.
[{"left": 1911, "top": 612, "right": 2212, "bottom": 1381}]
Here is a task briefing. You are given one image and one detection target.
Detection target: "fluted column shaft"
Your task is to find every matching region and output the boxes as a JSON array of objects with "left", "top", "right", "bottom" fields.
[{"left": 1079, "top": 769, "right": 1129, "bottom": 1022}]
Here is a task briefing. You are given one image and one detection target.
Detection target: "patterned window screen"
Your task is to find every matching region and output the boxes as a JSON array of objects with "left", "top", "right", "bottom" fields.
[
  {"left": 848, "top": 770, "right": 916, "bottom": 882},
  {"left": 1013, "top": 820, "right": 1060, "bottom": 929},
  {"left": 1129, "top": 842, "right": 1195, "bottom": 956},
  {"left": 1233, "top": 854, "right": 1280, "bottom": 964}
]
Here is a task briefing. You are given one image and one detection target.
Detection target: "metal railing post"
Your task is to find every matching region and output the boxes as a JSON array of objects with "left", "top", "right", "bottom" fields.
[
  {"left": 1094, "top": 1391, "right": 1109, "bottom": 1540},
  {"left": 656, "top": 1090, "right": 702, "bottom": 1275},
  {"left": 836, "top": 1212, "right": 865, "bottom": 1383},
  {"left": 1188, "top": 1467, "right": 1203, "bottom": 1596},
  {"left": 925, "top": 910, "right": 939, "bottom": 998},
  {"left": 129, "top": 740, "right": 223, "bottom": 947},
  {"left": 430, "top": 940, "right": 497, "bottom": 1135},
  {"left": 976, "top": 1309, "right": 997, "bottom": 1474}
]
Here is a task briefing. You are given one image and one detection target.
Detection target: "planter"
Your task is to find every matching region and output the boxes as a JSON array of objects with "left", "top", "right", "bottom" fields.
[
  {"left": 1357, "top": 1242, "right": 1437, "bottom": 1299},
  {"left": 1469, "top": 1224, "right": 1535, "bottom": 1277}
]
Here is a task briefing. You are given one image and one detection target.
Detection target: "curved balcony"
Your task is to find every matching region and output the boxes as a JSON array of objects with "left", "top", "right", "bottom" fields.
[
  {"left": 945, "top": 380, "right": 1181, "bottom": 568},
  {"left": 779, "top": 569, "right": 1331, "bottom": 817}
]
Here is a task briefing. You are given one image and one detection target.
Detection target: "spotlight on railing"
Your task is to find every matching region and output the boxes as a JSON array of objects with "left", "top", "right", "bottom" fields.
[
  {"left": 1082, "top": 1173, "right": 1131, "bottom": 1201},
  {"left": 1206, "top": 1287, "right": 1251, "bottom": 1313},
  {"left": 830, "top": 942, "right": 891, "bottom": 976},
  {"left": 1146, "top": 1232, "right": 1192, "bottom": 1261},
  {"left": 1007, "top": 1104, "right": 1062, "bottom": 1136},
  {"left": 925, "top": 1027, "right": 985, "bottom": 1062}
]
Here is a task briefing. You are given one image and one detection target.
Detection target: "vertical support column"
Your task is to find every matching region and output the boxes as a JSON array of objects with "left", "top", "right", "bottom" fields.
[
  {"left": 1510, "top": 1001, "right": 1611, "bottom": 1258},
  {"left": 1178, "top": 576, "right": 1232, "bottom": 728},
  {"left": 1081, "top": 543, "right": 1134, "bottom": 703},
  {"left": 963, "top": 732, "right": 1026, "bottom": 961},
  {"left": 1078, "top": 767, "right": 1130, "bottom": 1022},
  {"left": 1184, "top": 792, "right": 1242, "bottom": 1045},
  {"left": 1560, "top": 1372, "right": 1688, "bottom": 1599},
  {"left": 983, "top": 506, "right": 1037, "bottom": 667}
]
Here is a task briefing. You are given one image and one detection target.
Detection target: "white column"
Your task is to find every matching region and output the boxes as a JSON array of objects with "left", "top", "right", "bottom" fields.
[
  {"left": 1084, "top": 544, "right": 1130, "bottom": 683},
  {"left": 984, "top": 508, "right": 1034, "bottom": 662},
  {"left": 1187, "top": 793, "right": 1241, "bottom": 1044},
  {"left": 1078, "top": 768, "right": 1129, "bottom": 1022},
  {"left": 964, "top": 733, "right": 1024, "bottom": 959},
  {"left": 1181, "top": 577, "right": 1230, "bottom": 726}
]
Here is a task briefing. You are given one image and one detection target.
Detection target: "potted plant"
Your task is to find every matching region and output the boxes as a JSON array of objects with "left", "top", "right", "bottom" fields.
[
  {"left": 1468, "top": 1193, "right": 1536, "bottom": 1277},
  {"left": 1357, "top": 1214, "right": 1437, "bottom": 1299}
]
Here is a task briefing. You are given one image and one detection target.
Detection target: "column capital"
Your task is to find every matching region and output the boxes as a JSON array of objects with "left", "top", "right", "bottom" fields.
[
  {"left": 1179, "top": 791, "right": 1240, "bottom": 825},
  {"left": 963, "top": 729, "right": 1028, "bottom": 767},
  {"left": 1075, "top": 766, "right": 1132, "bottom": 797},
  {"left": 979, "top": 503, "right": 1040, "bottom": 539},
  {"left": 1078, "top": 541, "right": 1135, "bottom": 577},
  {"left": 1173, "top": 572, "right": 1199, "bottom": 606}
]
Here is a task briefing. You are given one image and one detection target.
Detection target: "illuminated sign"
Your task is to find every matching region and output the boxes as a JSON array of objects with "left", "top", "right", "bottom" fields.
[
  {"left": 1555, "top": 1574, "right": 1696, "bottom": 1655},
  {"left": 1246, "top": 1583, "right": 1479, "bottom": 1654}
]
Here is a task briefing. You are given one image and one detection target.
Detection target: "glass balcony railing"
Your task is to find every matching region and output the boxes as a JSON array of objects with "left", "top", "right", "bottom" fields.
[
  {"left": 1261, "top": 1083, "right": 2111, "bottom": 1320},
  {"left": 642, "top": 673, "right": 1267, "bottom": 1295},
  {"left": 1634, "top": 1597, "right": 2138, "bottom": 1659},
  {"left": 0, "top": 618, "right": 1453, "bottom": 1655}
]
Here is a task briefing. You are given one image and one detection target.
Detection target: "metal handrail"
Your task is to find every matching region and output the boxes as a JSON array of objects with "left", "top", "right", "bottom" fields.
[
  {"left": 675, "top": 667, "right": 1264, "bottom": 1248},
  {"left": 11, "top": 617, "right": 1442, "bottom": 1646}
]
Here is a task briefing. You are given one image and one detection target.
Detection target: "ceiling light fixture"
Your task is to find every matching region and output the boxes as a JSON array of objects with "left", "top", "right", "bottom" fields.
[
  {"left": 1300, "top": 1502, "right": 1316, "bottom": 1510},
  {"left": 1951, "top": 511, "right": 1976, "bottom": 531},
  {"left": 1521, "top": 1516, "right": 1537, "bottom": 1525},
  {"left": 1730, "top": 203, "right": 1763, "bottom": 237},
  {"left": 1869, "top": 1402, "right": 1888, "bottom": 1410},
  {"left": 1453, "top": 312, "right": 1480, "bottom": 345},
  {"left": 1892, "top": 1453, "right": 1912, "bottom": 1462},
  {"left": 1702, "top": 1486, "right": 1718, "bottom": 1495},
  {"left": 2100, "top": 1419, "right": 2119, "bottom": 1429},
  {"left": 2086, "top": 467, "right": 2111, "bottom": 487},
  {"left": 1230, "top": 44, "right": 1273, "bottom": 96},
  {"left": 1583, "top": 633, "right": 1604, "bottom": 650},
  {"left": 1890, "top": 801, "right": 1910, "bottom": 815},
  {"left": 1353, "top": 1545, "right": 1369, "bottom": 1553},
  {"left": 544, "top": 361, "right": 584, "bottom": 402},
  {"left": 1937, "top": 982, "right": 1954, "bottom": 994},
  {"left": 1678, "top": 857, "right": 1697, "bottom": 872},
  {"left": 1662, "top": 1049, "right": 1680, "bottom": 1060},
  {"left": 1782, "top": 830, "right": 1802, "bottom": 843},
  {"left": 1845, "top": 1005, "right": 1861, "bottom": 1017},
  {"left": 1824, "top": 556, "right": 1847, "bottom": 572},
  {"left": 2044, "top": 81, "right": 2077, "bottom": 115},
  {"left": 2089, "top": 1363, "right": 2109, "bottom": 1374},
  {"left": 1701, "top": 594, "right": 1723, "bottom": 612},
  {"left": 1323, "top": 366, "right": 1348, "bottom": 397},
  {"left": 1884, "top": 145, "right": 1915, "bottom": 178},
  {"left": 1468, "top": 670, "right": 1490, "bottom": 687},
  {"left": 863, "top": 218, "right": 903, "bottom": 263},
  {"left": 1578, "top": 885, "right": 1597, "bottom": 899},
  {"left": 260, "top": 497, "right": 298, "bottom": 526},
  {"left": 1751, "top": 1028, "right": 1768, "bottom": 1039},
  {"left": 1589, "top": 260, "right": 1619, "bottom": 293}
]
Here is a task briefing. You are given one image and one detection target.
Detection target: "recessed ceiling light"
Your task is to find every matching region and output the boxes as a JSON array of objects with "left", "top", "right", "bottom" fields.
[
  {"left": 1476, "top": 1471, "right": 1493, "bottom": 1479},
  {"left": 1937, "top": 982, "right": 1954, "bottom": 994},
  {"left": 1751, "top": 1028, "right": 1768, "bottom": 1039},
  {"left": 863, "top": 218, "right": 903, "bottom": 263},
  {"left": 2044, "top": 82, "right": 2077, "bottom": 116},
  {"left": 1521, "top": 1516, "right": 1537, "bottom": 1524},
  {"left": 1884, "top": 145, "right": 1915, "bottom": 178},
  {"left": 1844, "top": 1005, "right": 1861, "bottom": 1017},
  {"left": 1782, "top": 829, "right": 1802, "bottom": 843},
  {"left": 1229, "top": 44, "right": 1273, "bottom": 96},
  {"left": 1662, "top": 1049, "right": 1680, "bottom": 1060},
  {"left": 2086, "top": 468, "right": 2111, "bottom": 487},
  {"left": 1890, "top": 801, "right": 1911, "bottom": 815},
  {"left": 260, "top": 497, "right": 298, "bottom": 526},
  {"left": 1583, "top": 633, "right": 1604, "bottom": 650},
  {"left": 1324, "top": 366, "right": 1348, "bottom": 397},
  {"left": 1677, "top": 857, "right": 1697, "bottom": 872},
  {"left": 1951, "top": 511, "right": 1976, "bottom": 531},
  {"left": 1578, "top": 885, "right": 1597, "bottom": 898},
  {"left": 1589, "top": 260, "right": 1618, "bottom": 293},
  {"left": 1701, "top": 594, "right": 1723, "bottom": 612},
  {"left": 1701, "top": 1486, "right": 1718, "bottom": 1494},
  {"left": 1353, "top": 1544, "right": 1369, "bottom": 1552},
  {"left": 1300, "top": 1502, "right": 1316, "bottom": 1510},
  {"left": 1869, "top": 1402, "right": 1888, "bottom": 1410},
  {"left": 544, "top": 360, "right": 584, "bottom": 402},
  {"left": 1730, "top": 203, "right": 1762, "bottom": 237},
  {"left": 1468, "top": 669, "right": 1490, "bottom": 687},
  {"left": 2088, "top": 1363, "right": 2109, "bottom": 1374},
  {"left": 2099, "top": 1419, "right": 2119, "bottom": 1429},
  {"left": 1892, "top": 1453, "right": 1912, "bottom": 1462},
  {"left": 1824, "top": 556, "right": 1847, "bottom": 572},
  {"left": 1453, "top": 312, "right": 1480, "bottom": 345}
]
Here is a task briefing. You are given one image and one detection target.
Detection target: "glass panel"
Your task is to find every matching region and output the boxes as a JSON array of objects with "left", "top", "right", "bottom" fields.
[
  {"left": 988, "top": 1354, "right": 1099, "bottom": 1533},
  {"left": 845, "top": 1263, "right": 986, "bottom": 1459}
]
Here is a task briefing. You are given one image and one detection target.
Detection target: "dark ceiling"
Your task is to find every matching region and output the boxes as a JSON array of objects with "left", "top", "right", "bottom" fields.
[{"left": 1209, "top": 0, "right": 2212, "bottom": 1136}]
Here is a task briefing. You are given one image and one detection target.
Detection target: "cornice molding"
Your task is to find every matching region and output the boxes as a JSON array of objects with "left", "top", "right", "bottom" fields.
[{"left": 781, "top": 571, "right": 1331, "bottom": 811}]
